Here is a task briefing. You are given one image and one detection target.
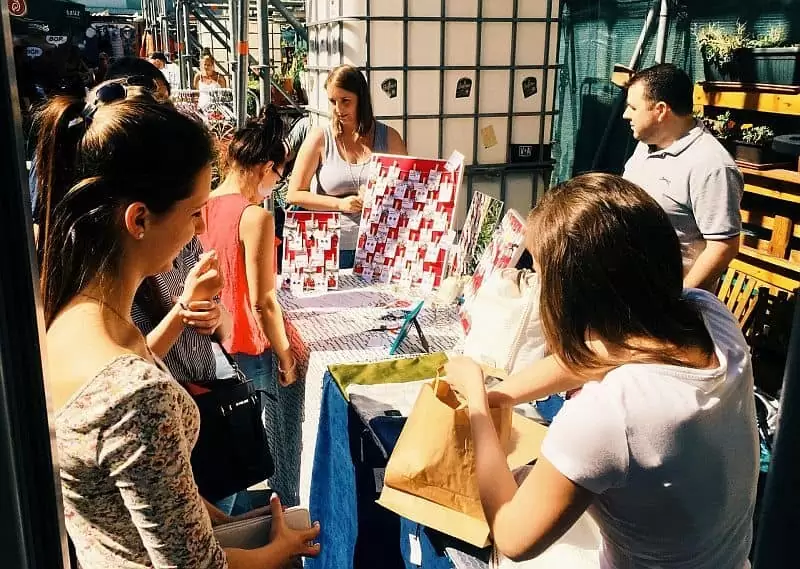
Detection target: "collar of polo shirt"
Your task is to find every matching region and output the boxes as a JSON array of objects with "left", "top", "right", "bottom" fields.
[{"left": 646, "top": 119, "right": 705, "bottom": 158}]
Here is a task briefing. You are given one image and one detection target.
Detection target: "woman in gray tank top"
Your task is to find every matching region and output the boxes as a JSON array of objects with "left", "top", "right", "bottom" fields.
[{"left": 287, "top": 65, "right": 406, "bottom": 268}]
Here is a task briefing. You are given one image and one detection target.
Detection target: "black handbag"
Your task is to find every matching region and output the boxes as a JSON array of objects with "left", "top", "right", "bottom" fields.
[{"left": 189, "top": 343, "right": 275, "bottom": 502}]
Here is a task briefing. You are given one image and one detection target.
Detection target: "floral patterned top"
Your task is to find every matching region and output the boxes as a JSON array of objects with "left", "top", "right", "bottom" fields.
[{"left": 55, "top": 355, "right": 228, "bottom": 568}]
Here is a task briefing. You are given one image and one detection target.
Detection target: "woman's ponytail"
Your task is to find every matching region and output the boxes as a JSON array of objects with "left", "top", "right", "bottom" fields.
[
  {"left": 226, "top": 104, "right": 287, "bottom": 169},
  {"left": 41, "top": 176, "right": 121, "bottom": 326},
  {"left": 33, "top": 95, "right": 89, "bottom": 266}
]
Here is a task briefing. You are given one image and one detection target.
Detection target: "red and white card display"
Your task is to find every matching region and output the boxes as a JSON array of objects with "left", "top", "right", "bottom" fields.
[
  {"left": 353, "top": 153, "right": 463, "bottom": 292},
  {"left": 460, "top": 209, "right": 527, "bottom": 332},
  {"left": 281, "top": 212, "right": 341, "bottom": 295}
]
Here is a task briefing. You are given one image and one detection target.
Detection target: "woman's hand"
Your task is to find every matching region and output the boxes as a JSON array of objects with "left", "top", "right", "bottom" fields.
[
  {"left": 277, "top": 356, "right": 298, "bottom": 387},
  {"left": 338, "top": 195, "right": 363, "bottom": 214},
  {"left": 183, "top": 251, "right": 224, "bottom": 303},
  {"left": 179, "top": 300, "right": 221, "bottom": 335},
  {"left": 444, "top": 356, "right": 487, "bottom": 403},
  {"left": 267, "top": 494, "right": 321, "bottom": 560}
]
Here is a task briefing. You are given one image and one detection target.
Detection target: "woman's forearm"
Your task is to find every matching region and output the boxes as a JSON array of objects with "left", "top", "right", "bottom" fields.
[
  {"left": 146, "top": 303, "right": 186, "bottom": 359},
  {"left": 224, "top": 542, "right": 291, "bottom": 569},
  {"left": 487, "top": 355, "right": 585, "bottom": 408},
  {"left": 468, "top": 391, "right": 519, "bottom": 527},
  {"left": 252, "top": 296, "right": 292, "bottom": 366},
  {"left": 286, "top": 189, "right": 344, "bottom": 212}
]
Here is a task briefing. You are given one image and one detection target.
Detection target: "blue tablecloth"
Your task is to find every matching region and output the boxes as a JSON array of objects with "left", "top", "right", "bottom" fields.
[{"left": 307, "top": 372, "right": 487, "bottom": 569}]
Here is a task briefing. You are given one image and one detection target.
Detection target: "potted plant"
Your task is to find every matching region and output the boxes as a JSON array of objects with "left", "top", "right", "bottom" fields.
[
  {"left": 733, "top": 124, "right": 786, "bottom": 165},
  {"left": 695, "top": 22, "right": 749, "bottom": 81},
  {"left": 695, "top": 22, "right": 800, "bottom": 85},
  {"left": 737, "top": 26, "right": 800, "bottom": 85},
  {"left": 699, "top": 110, "right": 738, "bottom": 152}
]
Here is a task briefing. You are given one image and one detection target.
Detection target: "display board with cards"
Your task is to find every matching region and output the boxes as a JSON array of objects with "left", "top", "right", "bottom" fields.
[
  {"left": 281, "top": 212, "right": 342, "bottom": 296},
  {"left": 353, "top": 152, "right": 464, "bottom": 292}
]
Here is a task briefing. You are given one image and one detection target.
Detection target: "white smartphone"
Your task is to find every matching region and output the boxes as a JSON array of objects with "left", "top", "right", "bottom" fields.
[{"left": 214, "top": 506, "right": 312, "bottom": 550}]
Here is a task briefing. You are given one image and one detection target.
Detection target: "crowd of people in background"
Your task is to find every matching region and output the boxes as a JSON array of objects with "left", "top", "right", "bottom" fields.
[{"left": 20, "top": 45, "right": 759, "bottom": 569}]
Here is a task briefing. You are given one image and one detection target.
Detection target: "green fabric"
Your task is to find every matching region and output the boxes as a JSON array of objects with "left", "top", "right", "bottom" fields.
[{"left": 328, "top": 352, "right": 449, "bottom": 399}]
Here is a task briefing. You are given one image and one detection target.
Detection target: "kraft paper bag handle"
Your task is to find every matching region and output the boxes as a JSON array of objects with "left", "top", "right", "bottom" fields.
[{"left": 433, "top": 369, "right": 468, "bottom": 411}]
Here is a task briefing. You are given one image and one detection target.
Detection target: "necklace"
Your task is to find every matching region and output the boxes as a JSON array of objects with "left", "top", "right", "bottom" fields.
[
  {"left": 346, "top": 160, "right": 369, "bottom": 194},
  {"left": 340, "top": 137, "right": 369, "bottom": 193},
  {"left": 78, "top": 294, "right": 153, "bottom": 357}
]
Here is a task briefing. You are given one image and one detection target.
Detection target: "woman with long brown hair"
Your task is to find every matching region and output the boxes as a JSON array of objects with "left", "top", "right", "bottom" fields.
[
  {"left": 446, "top": 173, "right": 758, "bottom": 568},
  {"left": 199, "top": 105, "right": 300, "bottom": 508},
  {"left": 287, "top": 64, "right": 406, "bottom": 268},
  {"left": 38, "top": 83, "right": 319, "bottom": 568}
]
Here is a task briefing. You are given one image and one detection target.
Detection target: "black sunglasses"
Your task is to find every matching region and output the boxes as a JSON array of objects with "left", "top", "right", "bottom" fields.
[
  {"left": 272, "top": 163, "right": 288, "bottom": 183},
  {"left": 81, "top": 76, "right": 159, "bottom": 122},
  {"left": 94, "top": 75, "right": 157, "bottom": 102}
]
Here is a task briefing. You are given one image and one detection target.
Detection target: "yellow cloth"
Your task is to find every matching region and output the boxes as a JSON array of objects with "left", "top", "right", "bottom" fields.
[{"left": 328, "top": 352, "right": 449, "bottom": 398}]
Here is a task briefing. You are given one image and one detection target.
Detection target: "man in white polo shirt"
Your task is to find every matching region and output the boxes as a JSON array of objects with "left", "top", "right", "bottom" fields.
[{"left": 622, "top": 63, "right": 743, "bottom": 291}]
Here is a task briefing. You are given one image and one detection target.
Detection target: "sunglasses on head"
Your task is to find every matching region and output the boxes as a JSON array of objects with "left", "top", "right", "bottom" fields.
[{"left": 80, "top": 76, "right": 159, "bottom": 122}]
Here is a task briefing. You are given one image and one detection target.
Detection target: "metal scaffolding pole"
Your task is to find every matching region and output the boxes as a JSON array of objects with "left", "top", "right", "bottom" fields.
[
  {"left": 257, "top": 0, "right": 271, "bottom": 107},
  {"left": 188, "top": 0, "right": 230, "bottom": 41},
  {"left": 176, "top": 0, "right": 187, "bottom": 88},
  {"left": 160, "top": 0, "right": 170, "bottom": 55},
  {"left": 228, "top": 0, "right": 238, "bottom": 79},
  {"left": 268, "top": 0, "right": 307, "bottom": 41},
  {"left": 235, "top": 0, "right": 249, "bottom": 125},
  {"left": 182, "top": 1, "right": 193, "bottom": 87},
  {"left": 149, "top": 0, "right": 161, "bottom": 51},
  {"left": 188, "top": 4, "right": 231, "bottom": 53}
]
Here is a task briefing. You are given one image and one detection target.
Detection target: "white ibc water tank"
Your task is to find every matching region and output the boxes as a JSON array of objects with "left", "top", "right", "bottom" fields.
[{"left": 305, "top": 0, "right": 560, "bottom": 217}]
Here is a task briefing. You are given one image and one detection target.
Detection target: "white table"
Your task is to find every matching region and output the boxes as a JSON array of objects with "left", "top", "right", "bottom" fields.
[{"left": 277, "top": 272, "right": 463, "bottom": 507}]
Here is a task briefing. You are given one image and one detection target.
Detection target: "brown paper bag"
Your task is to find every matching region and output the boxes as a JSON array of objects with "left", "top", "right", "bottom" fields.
[{"left": 378, "top": 376, "right": 547, "bottom": 547}]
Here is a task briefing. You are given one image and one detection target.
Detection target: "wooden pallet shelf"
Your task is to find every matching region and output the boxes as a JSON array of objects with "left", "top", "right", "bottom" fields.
[
  {"left": 694, "top": 82, "right": 800, "bottom": 115},
  {"left": 740, "top": 167, "right": 800, "bottom": 185},
  {"left": 740, "top": 245, "right": 800, "bottom": 273},
  {"left": 744, "top": 181, "right": 800, "bottom": 204}
]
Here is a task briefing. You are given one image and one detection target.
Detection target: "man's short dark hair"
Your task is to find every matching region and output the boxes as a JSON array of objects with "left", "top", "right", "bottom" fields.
[
  {"left": 106, "top": 56, "right": 170, "bottom": 96},
  {"left": 628, "top": 63, "right": 693, "bottom": 116},
  {"left": 148, "top": 51, "right": 168, "bottom": 64}
]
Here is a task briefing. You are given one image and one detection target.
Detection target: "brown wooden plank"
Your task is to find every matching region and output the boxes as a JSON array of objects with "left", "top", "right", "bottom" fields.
[
  {"left": 730, "top": 255, "right": 800, "bottom": 291},
  {"left": 741, "top": 209, "right": 773, "bottom": 230},
  {"left": 727, "top": 269, "right": 748, "bottom": 311},
  {"left": 743, "top": 183, "right": 800, "bottom": 205},
  {"left": 694, "top": 85, "right": 800, "bottom": 115},
  {"left": 718, "top": 266, "right": 736, "bottom": 303},
  {"left": 740, "top": 245, "right": 800, "bottom": 272},
  {"left": 740, "top": 210, "right": 800, "bottom": 238},
  {"left": 768, "top": 215, "right": 793, "bottom": 258},
  {"left": 740, "top": 167, "right": 800, "bottom": 185},
  {"left": 733, "top": 278, "right": 757, "bottom": 322}
]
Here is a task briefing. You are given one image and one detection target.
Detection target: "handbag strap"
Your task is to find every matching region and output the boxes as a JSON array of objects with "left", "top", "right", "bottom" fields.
[
  {"left": 214, "top": 339, "right": 237, "bottom": 369},
  {"left": 212, "top": 339, "right": 248, "bottom": 384}
]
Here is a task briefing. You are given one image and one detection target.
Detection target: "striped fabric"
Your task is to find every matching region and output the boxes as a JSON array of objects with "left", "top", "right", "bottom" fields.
[{"left": 132, "top": 237, "right": 217, "bottom": 384}]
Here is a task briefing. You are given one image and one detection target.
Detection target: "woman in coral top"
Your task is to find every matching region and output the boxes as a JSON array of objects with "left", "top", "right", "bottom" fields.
[{"left": 199, "top": 106, "right": 296, "bottom": 506}]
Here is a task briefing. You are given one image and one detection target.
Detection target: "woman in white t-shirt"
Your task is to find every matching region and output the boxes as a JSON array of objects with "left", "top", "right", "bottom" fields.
[{"left": 446, "top": 173, "right": 758, "bottom": 569}]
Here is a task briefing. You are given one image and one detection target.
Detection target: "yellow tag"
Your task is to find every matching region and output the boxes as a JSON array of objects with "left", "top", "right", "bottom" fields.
[{"left": 481, "top": 125, "right": 498, "bottom": 149}]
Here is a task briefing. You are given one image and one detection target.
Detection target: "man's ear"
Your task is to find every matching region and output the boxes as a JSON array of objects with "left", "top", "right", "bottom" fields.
[{"left": 655, "top": 101, "right": 670, "bottom": 121}]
